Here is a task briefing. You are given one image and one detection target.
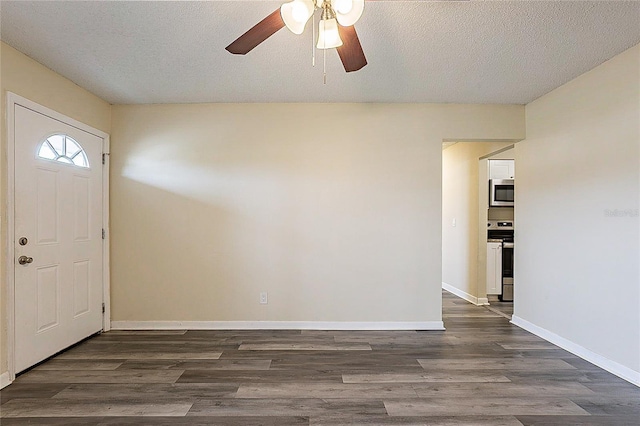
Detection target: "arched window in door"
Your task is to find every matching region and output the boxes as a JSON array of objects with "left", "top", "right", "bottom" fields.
[{"left": 37, "top": 134, "right": 89, "bottom": 168}]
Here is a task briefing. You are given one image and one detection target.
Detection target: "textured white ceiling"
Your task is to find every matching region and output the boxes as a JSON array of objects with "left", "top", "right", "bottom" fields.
[{"left": 1, "top": 1, "right": 639, "bottom": 105}]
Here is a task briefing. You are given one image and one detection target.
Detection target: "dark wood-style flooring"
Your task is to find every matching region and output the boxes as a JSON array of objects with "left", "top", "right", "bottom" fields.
[
  {"left": 486, "top": 300, "right": 514, "bottom": 320},
  {"left": 1, "top": 290, "right": 638, "bottom": 425}
]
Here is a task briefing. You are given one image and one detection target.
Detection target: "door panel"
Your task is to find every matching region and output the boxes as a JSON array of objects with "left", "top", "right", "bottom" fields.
[
  {"left": 73, "top": 260, "right": 91, "bottom": 317},
  {"left": 36, "top": 168, "right": 59, "bottom": 244},
  {"left": 14, "top": 104, "right": 104, "bottom": 373},
  {"left": 73, "top": 175, "right": 90, "bottom": 240},
  {"left": 36, "top": 266, "right": 59, "bottom": 331}
]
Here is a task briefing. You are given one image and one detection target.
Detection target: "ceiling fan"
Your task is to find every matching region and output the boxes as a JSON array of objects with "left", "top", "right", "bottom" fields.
[{"left": 226, "top": 0, "right": 368, "bottom": 73}]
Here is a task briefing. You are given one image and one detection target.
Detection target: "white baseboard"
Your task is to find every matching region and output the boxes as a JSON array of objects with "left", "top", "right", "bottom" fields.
[
  {"left": 0, "top": 371, "right": 12, "bottom": 389},
  {"left": 111, "top": 320, "right": 445, "bottom": 331},
  {"left": 442, "top": 282, "right": 487, "bottom": 306},
  {"left": 511, "top": 315, "right": 640, "bottom": 387}
]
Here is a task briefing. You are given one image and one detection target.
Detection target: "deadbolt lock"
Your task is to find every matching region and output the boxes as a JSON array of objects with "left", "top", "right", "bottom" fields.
[{"left": 19, "top": 237, "right": 28, "bottom": 246}]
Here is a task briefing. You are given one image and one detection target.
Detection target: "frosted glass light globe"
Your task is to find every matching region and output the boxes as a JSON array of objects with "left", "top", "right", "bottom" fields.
[
  {"left": 281, "top": 0, "right": 315, "bottom": 35},
  {"left": 317, "top": 18, "right": 343, "bottom": 49},
  {"left": 335, "top": 0, "right": 364, "bottom": 26},
  {"left": 333, "top": 0, "right": 353, "bottom": 15},
  {"left": 292, "top": 2, "right": 310, "bottom": 22}
]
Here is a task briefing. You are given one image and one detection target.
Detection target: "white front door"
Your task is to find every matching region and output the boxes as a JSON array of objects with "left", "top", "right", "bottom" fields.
[{"left": 14, "top": 104, "right": 104, "bottom": 373}]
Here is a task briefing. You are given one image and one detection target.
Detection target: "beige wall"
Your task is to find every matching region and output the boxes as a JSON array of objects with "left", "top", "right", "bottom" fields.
[
  {"left": 110, "top": 104, "right": 524, "bottom": 325},
  {"left": 515, "top": 44, "right": 640, "bottom": 379},
  {"left": 0, "top": 42, "right": 111, "bottom": 377},
  {"left": 442, "top": 142, "right": 513, "bottom": 302}
]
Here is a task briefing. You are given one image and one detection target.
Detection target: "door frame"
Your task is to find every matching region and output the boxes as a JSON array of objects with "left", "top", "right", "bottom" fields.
[{"left": 5, "top": 92, "right": 111, "bottom": 382}]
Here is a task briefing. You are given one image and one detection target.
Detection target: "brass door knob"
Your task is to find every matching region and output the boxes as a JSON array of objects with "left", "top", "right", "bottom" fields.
[{"left": 18, "top": 256, "right": 33, "bottom": 265}]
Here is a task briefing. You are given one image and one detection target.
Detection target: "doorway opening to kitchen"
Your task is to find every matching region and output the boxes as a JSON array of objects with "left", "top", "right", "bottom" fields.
[{"left": 441, "top": 141, "right": 515, "bottom": 319}]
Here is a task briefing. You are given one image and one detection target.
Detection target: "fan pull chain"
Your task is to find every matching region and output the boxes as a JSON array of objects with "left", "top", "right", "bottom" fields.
[
  {"left": 323, "top": 48, "right": 327, "bottom": 85},
  {"left": 312, "top": 13, "right": 316, "bottom": 67}
]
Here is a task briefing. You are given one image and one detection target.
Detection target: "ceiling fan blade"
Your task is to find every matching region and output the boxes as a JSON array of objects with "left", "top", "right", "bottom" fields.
[
  {"left": 226, "top": 9, "right": 285, "bottom": 55},
  {"left": 336, "top": 25, "right": 367, "bottom": 73}
]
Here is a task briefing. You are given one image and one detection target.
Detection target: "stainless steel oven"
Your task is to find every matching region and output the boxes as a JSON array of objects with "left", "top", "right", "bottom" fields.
[
  {"left": 501, "top": 241, "right": 514, "bottom": 301},
  {"left": 487, "top": 221, "right": 514, "bottom": 301},
  {"left": 490, "top": 179, "right": 515, "bottom": 207}
]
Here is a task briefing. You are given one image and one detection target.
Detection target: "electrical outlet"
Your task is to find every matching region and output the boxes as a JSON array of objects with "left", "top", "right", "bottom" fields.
[{"left": 260, "top": 292, "right": 268, "bottom": 304}]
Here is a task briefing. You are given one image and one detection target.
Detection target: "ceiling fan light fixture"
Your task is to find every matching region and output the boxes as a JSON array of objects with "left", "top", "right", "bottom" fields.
[
  {"left": 333, "top": 0, "right": 352, "bottom": 14},
  {"left": 281, "top": 0, "right": 315, "bottom": 35},
  {"left": 334, "top": 0, "right": 364, "bottom": 27},
  {"left": 317, "top": 17, "right": 343, "bottom": 49}
]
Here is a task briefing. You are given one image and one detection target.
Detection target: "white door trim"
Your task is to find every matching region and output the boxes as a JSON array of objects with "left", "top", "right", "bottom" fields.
[{"left": 5, "top": 92, "right": 110, "bottom": 383}]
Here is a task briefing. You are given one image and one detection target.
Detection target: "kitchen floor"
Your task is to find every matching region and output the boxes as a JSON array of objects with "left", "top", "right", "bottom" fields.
[{"left": 1, "top": 290, "right": 638, "bottom": 425}]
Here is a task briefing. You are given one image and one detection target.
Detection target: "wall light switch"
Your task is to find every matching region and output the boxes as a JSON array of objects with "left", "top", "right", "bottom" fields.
[
  {"left": 452, "top": 218, "right": 456, "bottom": 227},
  {"left": 260, "top": 292, "right": 268, "bottom": 304}
]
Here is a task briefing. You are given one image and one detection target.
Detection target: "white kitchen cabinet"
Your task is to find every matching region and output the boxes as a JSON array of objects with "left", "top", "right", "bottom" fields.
[
  {"left": 486, "top": 242, "right": 502, "bottom": 295},
  {"left": 489, "top": 159, "right": 515, "bottom": 179}
]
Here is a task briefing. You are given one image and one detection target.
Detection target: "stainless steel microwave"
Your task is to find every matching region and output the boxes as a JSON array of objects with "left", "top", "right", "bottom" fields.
[{"left": 490, "top": 179, "right": 514, "bottom": 207}]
